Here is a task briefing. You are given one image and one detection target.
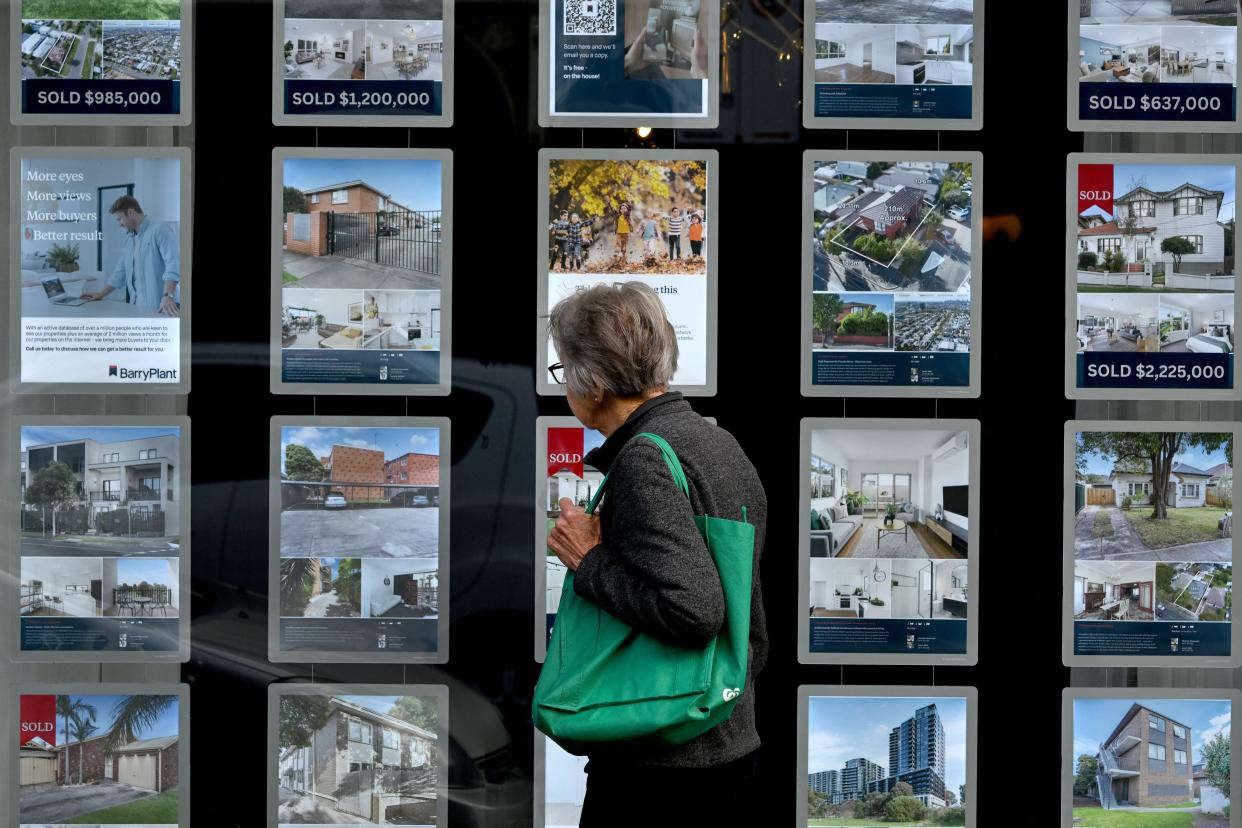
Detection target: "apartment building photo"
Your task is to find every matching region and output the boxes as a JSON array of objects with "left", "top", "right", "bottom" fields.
[{"left": 1092, "top": 704, "right": 1194, "bottom": 808}]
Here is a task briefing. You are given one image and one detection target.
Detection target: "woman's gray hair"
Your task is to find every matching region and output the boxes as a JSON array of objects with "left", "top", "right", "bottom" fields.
[{"left": 548, "top": 281, "right": 679, "bottom": 398}]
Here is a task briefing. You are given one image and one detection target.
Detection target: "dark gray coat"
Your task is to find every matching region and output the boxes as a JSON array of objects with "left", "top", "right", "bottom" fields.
[{"left": 573, "top": 393, "right": 769, "bottom": 768}]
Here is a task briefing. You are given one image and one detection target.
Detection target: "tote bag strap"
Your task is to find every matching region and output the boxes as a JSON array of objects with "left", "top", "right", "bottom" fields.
[{"left": 584, "top": 431, "right": 690, "bottom": 516}]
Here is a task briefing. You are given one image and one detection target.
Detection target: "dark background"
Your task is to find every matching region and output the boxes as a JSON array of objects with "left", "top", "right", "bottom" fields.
[{"left": 185, "top": 0, "right": 1075, "bottom": 824}]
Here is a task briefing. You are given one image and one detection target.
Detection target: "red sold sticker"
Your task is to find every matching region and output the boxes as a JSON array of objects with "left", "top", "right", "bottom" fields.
[
  {"left": 548, "top": 428, "right": 585, "bottom": 479},
  {"left": 19, "top": 694, "right": 57, "bottom": 748},
  {"left": 1078, "top": 163, "right": 1115, "bottom": 218}
]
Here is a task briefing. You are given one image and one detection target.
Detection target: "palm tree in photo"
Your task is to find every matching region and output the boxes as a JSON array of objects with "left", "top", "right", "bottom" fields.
[
  {"left": 68, "top": 713, "right": 98, "bottom": 784},
  {"left": 57, "top": 696, "right": 94, "bottom": 785},
  {"left": 101, "top": 694, "right": 177, "bottom": 753},
  {"left": 279, "top": 558, "right": 319, "bottom": 616}
]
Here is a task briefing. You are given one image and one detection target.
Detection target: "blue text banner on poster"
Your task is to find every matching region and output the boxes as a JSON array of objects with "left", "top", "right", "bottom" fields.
[
  {"left": 814, "top": 84, "right": 971, "bottom": 120},
  {"left": 284, "top": 80, "right": 442, "bottom": 116},
  {"left": 552, "top": 0, "right": 703, "bottom": 115},
  {"left": 280, "top": 618, "right": 437, "bottom": 653},
  {"left": 813, "top": 351, "right": 969, "bottom": 388},
  {"left": 810, "top": 618, "right": 967, "bottom": 655},
  {"left": 1079, "top": 83, "right": 1235, "bottom": 122},
  {"left": 21, "top": 618, "right": 178, "bottom": 651},
  {"left": 1075, "top": 620, "right": 1230, "bottom": 657},
  {"left": 1077, "top": 352, "right": 1232, "bottom": 390},
  {"left": 23, "top": 79, "right": 180, "bottom": 115},
  {"left": 282, "top": 350, "right": 439, "bottom": 385}
]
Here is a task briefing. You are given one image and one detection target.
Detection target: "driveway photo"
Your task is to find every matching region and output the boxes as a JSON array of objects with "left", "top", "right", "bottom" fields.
[{"left": 1074, "top": 430, "right": 1233, "bottom": 562}]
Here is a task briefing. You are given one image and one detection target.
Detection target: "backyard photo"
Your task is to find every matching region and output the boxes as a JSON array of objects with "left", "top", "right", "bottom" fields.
[
  {"left": 1072, "top": 697, "right": 1232, "bottom": 827},
  {"left": 1074, "top": 430, "right": 1233, "bottom": 562},
  {"left": 279, "top": 426, "right": 441, "bottom": 559},
  {"left": 812, "top": 160, "right": 973, "bottom": 293},
  {"left": 20, "top": 425, "right": 183, "bottom": 557},
  {"left": 806, "top": 695, "right": 968, "bottom": 826},
  {"left": 19, "top": 692, "right": 181, "bottom": 825},
  {"left": 282, "top": 156, "right": 443, "bottom": 291},
  {"left": 546, "top": 158, "right": 708, "bottom": 275},
  {"left": 277, "top": 693, "right": 439, "bottom": 825}
]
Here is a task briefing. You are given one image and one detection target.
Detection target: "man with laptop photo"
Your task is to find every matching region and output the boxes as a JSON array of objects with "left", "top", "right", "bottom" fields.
[{"left": 79, "top": 195, "right": 181, "bottom": 317}]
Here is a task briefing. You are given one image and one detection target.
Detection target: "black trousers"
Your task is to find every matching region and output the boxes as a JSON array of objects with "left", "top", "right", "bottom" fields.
[{"left": 578, "top": 751, "right": 758, "bottom": 826}]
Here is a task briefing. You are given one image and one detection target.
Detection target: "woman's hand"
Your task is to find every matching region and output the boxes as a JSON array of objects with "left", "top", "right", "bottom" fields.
[{"left": 549, "top": 498, "right": 601, "bottom": 571}]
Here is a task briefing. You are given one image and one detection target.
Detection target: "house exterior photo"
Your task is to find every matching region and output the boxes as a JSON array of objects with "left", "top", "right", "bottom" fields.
[
  {"left": 1110, "top": 462, "right": 1212, "bottom": 508},
  {"left": 1077, "top": 183, "right": 1228, "bottom": 275},
  {"left": 279, "top": 696, "right": 437, "bottom": 825},
  {"left": 843, "top": 185, "right": 925, "bottom": 238},
  {"left": 1094, "top": 704, "right": 1192, "bottom": 808},
  {"left": 38, "top": 734, "right": 179, "bottom": 793}
]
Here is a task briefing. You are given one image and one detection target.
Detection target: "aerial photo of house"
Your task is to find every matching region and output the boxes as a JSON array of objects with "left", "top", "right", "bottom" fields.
[
  {"left": 101, "top": 19, "right": 180, "bottom": 80},
  {"left": 277, "top": 693, "right": 439, "bottom": 826},
  {"left": 815, "top": 0, "right": 973, "bottom": 26},
  {"left": 1074, "top": 430, "right": 1233, "bottom": 562},
  {"left": 1156, "top": 562, "right": 1232, "bottom": 621},
  {"left": 1076, "top": 162, "right": 1235, "bottom": 290},
  {"left": 19, "top": 19, "right": 101, "bottom": 79},
  {"left": 18, "top": 691, "right": 181, "bottom": 825},
  {"left": 811, "top": 160, "right": 972, "bottom": 293},
  {"left": 1072, "top": 696, "right": 1232, "bottom": 824},
  {"left": 806, "top": 695, "right": 967, "bottom": 825},
  {"left": 279, "top": 425, "right": 441, "bottom": 559}
]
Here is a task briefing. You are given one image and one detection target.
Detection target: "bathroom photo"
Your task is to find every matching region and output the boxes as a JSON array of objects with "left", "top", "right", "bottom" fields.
[
  {"left": 808, "top": 558, "right": 892, "bottom": 618},
  {"left": 890, "top": 559, "right": 968, "bottom": 619}
]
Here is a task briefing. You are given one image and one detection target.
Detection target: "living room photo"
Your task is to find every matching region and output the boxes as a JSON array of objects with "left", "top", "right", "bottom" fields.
[
  {"left": 280, "top": 288, "right": 441, "bottom": 353},
  {"left": 1078, "top": 24, "right": 1237, "bottom": 85},
  {"left": 807, "top": 425, "right": 972, "bottom": 560},
  {"left": 1075, "top": 294, "right": 1160, "bottom": 352}
]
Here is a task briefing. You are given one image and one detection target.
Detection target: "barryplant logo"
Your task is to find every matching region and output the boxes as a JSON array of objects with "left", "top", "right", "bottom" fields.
[{"left": 108, "top": 364, "right": 178, "bottom": 381}]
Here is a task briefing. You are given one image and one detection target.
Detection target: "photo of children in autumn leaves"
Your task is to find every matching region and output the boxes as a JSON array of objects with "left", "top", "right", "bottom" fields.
[{"left": 546, "top": 158, "right": 708, "bottom": 274}]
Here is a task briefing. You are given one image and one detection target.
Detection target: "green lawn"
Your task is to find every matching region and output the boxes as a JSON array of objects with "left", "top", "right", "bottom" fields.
[
  {"left": 1072, "top": 808, "right": 1193, "bottom": 828},
  {"left": 282, "top": 270, "right": 300, "bottom": 283},
  {"left": 80, "top": 38, "right": 95, "bottom": 79},
  {"left": 65, "top": 790, "right": 179, "bottom": 823},
  {"left": 1122, "top": 507, "right": 1229, "bottom": 549},
  {"left": 809, "top": 821, "right": 961, "bottom": 827},
  {"left": 22, "top": 0, "right": 180, "bottom": 19},
  {"left": 1151, "top": 802, "right": 1198, "bottom": 809},
  {"left": 1093, "top": 510, "right": 1115, "bottom": 538}
]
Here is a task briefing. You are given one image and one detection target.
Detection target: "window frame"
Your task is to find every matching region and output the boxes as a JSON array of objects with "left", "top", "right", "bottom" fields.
[{"left": 1173, "top": 196, "right": 1204, "bottom": 216}]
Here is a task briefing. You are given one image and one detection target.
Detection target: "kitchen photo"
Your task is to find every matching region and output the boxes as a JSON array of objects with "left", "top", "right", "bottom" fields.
[
  {"left": 281, "top": 288, "right": 441, "bottom": 352},
  {"left": 20, "top": 556, "right": 103, "bottom": 617},
  {"left": 812, "top": 21, "right": 974, "bottom": 86}
]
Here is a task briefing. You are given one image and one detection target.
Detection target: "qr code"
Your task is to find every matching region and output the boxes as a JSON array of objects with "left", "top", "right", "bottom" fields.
[{"left": 563, "top": 0, "right": 616, "bottom": 36}]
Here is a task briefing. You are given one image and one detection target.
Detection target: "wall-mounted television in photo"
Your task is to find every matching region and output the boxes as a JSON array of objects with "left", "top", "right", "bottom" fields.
[
  {"left": 271, "top": 147, "right": 452, "bottom": 395},
  {"left": 10, "top": 0, "right": 193, "bottom": 124},
  {"left": 12, "top": 682, "right": 189, "bottom": 828},
  {"left": 12, "top": 416, "right": 191, "bottom": 662},
  {"left": 803, "top": 0, "right": 983, "bottom": 130},
  {"left": 267, "top": 683, "right": 448, "bottom": 828},
  {"left": 1061, "top": 688, "right": 1241, "bottom": 826},
  {"left": 1068, "top": 0, "right": 1239, "bottom": 132},
  {"left": 1063, "top": 421, "right": 1239, "bottom": 667},
  {"left": 268, "top": 417, "right": 450, "bottom": 663},
  {"left": 801, "top": 151, "right": 982, "bottom": 397},
  {"left": 797, "top": 685, "right": 977, "bottom": 827},
  {"left": 9, "top": 146, "right": 192, "bottom": 395},
  {"left": 537, "top": 0, "right": 719, "bottom": 128},
  {"left": 1066, "top": 153, "right": 1241, "bottom": 400},
  {"left": 536, "top": 149, "right": 718, "bottom": 397},
  {"left": 272, "top": 0, "right": 452, "bottom": 126},
  {"left": 798, "top": 419, "right": 979, "bottom": 665}
]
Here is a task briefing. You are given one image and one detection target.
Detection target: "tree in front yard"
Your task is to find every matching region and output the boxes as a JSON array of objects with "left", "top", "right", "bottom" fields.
[
  {"left": 284, "top": 444, "right": 324, "bottom": 482},
  {"left": 1079, "top": 250, "right": 1099, "bottom": 270},
  {"left": 838, "top": 307, "right": 890, "bottom": 338},
  {"left": 25, "top": 461, "right": 78, "bottom": 536},
  {"left": 69, "top": 712, "right": 98, "bottom": 784},
  {"left": 282, "top": 186, "right": 306, "bottom": 216},
  {"left": 1160, "top": 236, "right": 1198, "bottom": 274},
  {"left": 57, "top": 696, "right": 94, "bottom": 785},
  {"left": 1077, "top": 431, "right": 1233, "bottom": 521},
  {"left": 812, "top": 293, "right": 844, "bottom": 346},
  {"left": 102, "top": 695, "right": 178, "bottom": 753},
  {"left": 1074, "top": 753, "right": 1099, "bottom": 796},
  {"left": 280, "top": 695, "right": 332, "bottom": 751},
  {"left": 1204, "top": 730, "right": 1231, "bottom": 794}
]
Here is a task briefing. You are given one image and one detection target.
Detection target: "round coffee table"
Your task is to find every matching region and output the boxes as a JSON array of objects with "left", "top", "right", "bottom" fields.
[{"left": 877, "top": 519, "right": 907, "bottom": 550}]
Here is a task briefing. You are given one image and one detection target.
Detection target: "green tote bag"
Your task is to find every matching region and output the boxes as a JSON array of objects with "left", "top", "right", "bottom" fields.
[{"left": 533, "top": 432, "right": 755, "bottom": 754}]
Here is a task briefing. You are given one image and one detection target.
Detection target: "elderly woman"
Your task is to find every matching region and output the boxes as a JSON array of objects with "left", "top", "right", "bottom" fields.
[{"left": 545, "top": 281, "right": 768, "bottom": 824}]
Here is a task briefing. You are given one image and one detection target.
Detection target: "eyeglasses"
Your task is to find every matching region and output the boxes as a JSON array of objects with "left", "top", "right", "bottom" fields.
[{"left": 548, "top": 362, "right": 565, "bottom": 385}]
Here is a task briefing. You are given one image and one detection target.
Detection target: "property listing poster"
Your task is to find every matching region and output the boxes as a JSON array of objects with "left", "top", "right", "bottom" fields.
[
  {"left": 805, "top": 694, "right": 970, "bottom": 821},
  {"left": 810, "top": 158, "right": 974, "bottom": 390},
  {"left": 18, "top": 688, "right": 185, "bottom": 827},
  {"left": 547, "top": 0, "right": 711, "bottom": 121},
  {"left": 278, "top": 153, "right": 444, "bottom": 388},
  {"left": 810, "top": 0, "right": 976, "bottom": 122},
  {"left": 15, "top": 149, "right": 185, "bottom": 388},
  {"left": 540, "top": 732, "right": 589, "bottom": 828},
  {"left": 1072, "top": 427, "right": 1234, "bottom": 660},
  {"left": 19, "top": 423, "right": 185, "bottom": 655},
  {"left": 1073, "top": 160, "right": 1235, "bottom": 393},
  {"left": 543, "top": 155, "right": 711, "bottom": 391},
  {"left": 806, "top": 425, "right": 971, "bottom": 657},
  {"left": 1069, "top": 696, "right": 1234, "bottom": 816},
  {"left": 279, "top": 0, "right": 445, "bottom": 119},
  {"left": 1076, "top": 1, "right": 1237, "bottom": 124},
  {"left": 276, "top": 424, "right": 444, "bottom": 656},
  {"left": 16, "top": 0, "right": 185, "bottom": 118},
  {"left": 273, "top": 686, "right": 446, "bottom": 827}
]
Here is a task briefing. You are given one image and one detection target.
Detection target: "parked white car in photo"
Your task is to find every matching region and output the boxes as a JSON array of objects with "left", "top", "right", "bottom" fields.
[
  {"left": 323, "top": 491, "right": 348, "bottom": 509},
  {"left": 947, "top": 205, "right": 970, "bottom": 221}
]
